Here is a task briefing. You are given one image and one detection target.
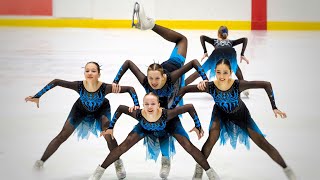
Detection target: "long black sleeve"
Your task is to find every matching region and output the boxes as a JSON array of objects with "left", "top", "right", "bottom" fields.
[
  {"left": 169, "top": 84, "right": 207, "bottom": 109},
  {"left": 200, "top": 35, "right": 216, "bottom": 53},
  {"left": 167, "top": 104, "right": 202, "bottom": 130},
  {"left": 105, "top": 84, "right": 140, "bottom": 106},
  {"left": 170, "top": 59, "right": 208, "bottom": 83},
  {"left": 113, "top": 60, "right": 146, "bottom": 85},
  {"left": 239, "top": 80, "right": 277, "bottom": 110},
  {"left": 108, "top": 105, "right": 137, "bottom": 129},
  {"left": 33, "top": 79, "right": 78, "bottom": 98},
  {"left": 232, "top": 37, "right": 248, "bottom": 56}
]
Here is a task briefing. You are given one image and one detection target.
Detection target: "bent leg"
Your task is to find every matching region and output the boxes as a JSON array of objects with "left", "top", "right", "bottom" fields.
[
  {"left": 201, "top": 120, "right": 220, "bottom": 159},
  {"left": 173, "top": 134, "right": 210, "bottom": 170},
  {"left": 152, "top": 24, "right": 187, "bottom": 58},
  {"left": 101, "top": 115, "right": 119, "bottom": 152},
  {"left": 100, "top": 132, "right": 143, "bottom": 169}
]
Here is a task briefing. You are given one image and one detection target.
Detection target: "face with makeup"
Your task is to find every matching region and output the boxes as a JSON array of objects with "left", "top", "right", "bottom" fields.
[
  {"left": 215, "top": 59, "right": 232, "bottom": 82},
  {"left": 84, "top": 62, "right": 100, "bottom": 82},
  {"left": 147, "top": 70, "right": 166, "bottom": 89},
  {"left": 143, "top": 93, "right": 160, "bottom": 115}
]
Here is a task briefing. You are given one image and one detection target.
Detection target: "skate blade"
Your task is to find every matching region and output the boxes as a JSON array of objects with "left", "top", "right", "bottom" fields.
[{"left": 131, "top": 2, "right": 140, "bottom": 28}]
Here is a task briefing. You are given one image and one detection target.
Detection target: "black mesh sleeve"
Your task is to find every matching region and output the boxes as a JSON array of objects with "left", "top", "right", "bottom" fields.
[
  {"left": 239, "top": 80, "right": 278, "bottom": 110},
  {"left": 33, "top": 79, "right": 78, "bottom": 98},
  {"left": 108, "top": 105, "right": 137, "bottom": 129},
  {"left": 231, "top": 37, "right": 248, "bottom": 56},
  {"left": 113, "top": 60, "right": 146, "bottom": 85},
  {"left": 169, "top": 84, "right": 207, "bottom": 109},
  {"left": 200, "top": 35, "right": 216, "bottom": 53},
  {"left": 170, "top": 59, "right": 208, "bottom": 83},
  {"left": 167, "top": 104, "right": 202, "bottom": 130}
]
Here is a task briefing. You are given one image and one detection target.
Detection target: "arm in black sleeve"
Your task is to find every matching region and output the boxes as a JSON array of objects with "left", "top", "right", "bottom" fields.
[
  {"left": 170, "top": 59, "right": 208, "bottom": 83},
  {"left": 239, "top": 80, "right": 277, "bottom": 110},
  {"left": 119, "top": 86, "right": 140, "bottom": 107},
  {"left": 167, "top": 104, "right": 202, "bottom": 131},
  {"left": 113, "top": 60, "right": 146, "bottom": 85},
  {"left": 105, "top": 84, "right": 140, "bottom": 106},
  {"left": 169, "top": 84, "right": 207, "bottom": 109},
  {"left": 108, "top": 105, "right": 137, "bottom": 129},
  {"left": 232, "top": 37, "right": 248, "bottom": 56},
  {"left": 33, "top": 79, "right": 78, "bottom": 98},
  {"left": 200, "top": 35, "right": 216, "bottom": 53}
]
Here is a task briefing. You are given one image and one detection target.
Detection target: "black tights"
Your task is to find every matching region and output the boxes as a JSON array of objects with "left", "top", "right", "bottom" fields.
[
  {"left": 201, "top": 119, "right": 287, "bottom": 168},
  {"left": 101, "top": 133, "right": 211, "bottom": 171},
  {"left": 40, "top": 116, "right": 119, "bottom": 162},
  {"left": 152, "top": 24, "right": 188, "bottom": 58}
]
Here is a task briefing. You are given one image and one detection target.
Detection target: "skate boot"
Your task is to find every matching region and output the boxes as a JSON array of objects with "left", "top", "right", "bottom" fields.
[
  {"left": 206, "top": 168, "right": 220, "bottom": 180},
  {"left": 33, "top": 160, "right": 44, "bottom": 170},
  {"left": 284, "top": 166, "right": 297, "bottom": 180},
  {"left": 88, "top": 165, "right": 105, "bottom": 180},
  {"left": 159, "top": 156, "right": 171, "bottom": 179},
  {"left": 192, "top": 163, "right": 203, "bottom": 180},
  {"left": 114, "top": 159, "right": 126, "bottom": 179},
  {"left": 131, "top": 2, "right": 155, "bottom": 30}
]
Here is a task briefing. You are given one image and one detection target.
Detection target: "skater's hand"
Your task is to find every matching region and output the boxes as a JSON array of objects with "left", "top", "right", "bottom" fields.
[
  {"left": 273, "top": 109, "right": 287, "bottom": 118},
  {"left": 100, "top": 129, "right": 114, "bottom": 139},
  {"left": 129, "top": 106, "right": 140, "bottom": 112},
  {"left": 25, "top": 96, "right": 40, "bottom": 108},
  {"left": 112, "top": 83, "right": 121, "bottom": 93},
  {"left": 240, "top": 56, "right": 249, "bottom": 64},
  {"left": 189, "top": 127, "right": 204, "bottom": 140},
  {"left": 197, "top": 80, "right": 208, "bottom": 91},
  {"left": 201, "top": 53, "right": 208, "bottom": 62}
]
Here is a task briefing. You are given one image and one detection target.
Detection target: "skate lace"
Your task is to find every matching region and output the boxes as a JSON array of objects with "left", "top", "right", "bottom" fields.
[
  {"left": 194, "top": 165, "right": 203, "bottom": 178},
  {"left": 161, "top": 158, "right": 170, "bottom": 169},
  {"left": 284, "top": 168, "right": 296, "bottom": 179},
  {"left": 115, "top": 161, "right": 124, "bottom": 172},
  {"left": 34, "top": 160, "right": 44, "bottom": 169}
]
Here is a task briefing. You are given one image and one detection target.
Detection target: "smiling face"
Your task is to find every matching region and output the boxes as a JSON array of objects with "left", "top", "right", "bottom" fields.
[
  {"left": 147, "top": 70, "right": 165, "bottom": 89},
  {"left": 215, "top": 59, "right": 232, "bottom": 82},
  {"left": 143, "top": 93, "right": 160, "bottom": 115},
  {"left": 84, "top": 62, "right": 100, "bottom": 82}
]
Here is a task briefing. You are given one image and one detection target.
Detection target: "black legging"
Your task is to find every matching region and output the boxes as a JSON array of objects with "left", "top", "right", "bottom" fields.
[
  {"left": 152, "top": 24, "right": 188, "bottom": 58},
  {"left": 201, "top": 116, "right": 288, "bottom": 168},
  {"left": 100, "top": 132, "right": 211, "bottom": 171},
  {"left": 40, "top": 116, "right": 119, "bottom": 162}
]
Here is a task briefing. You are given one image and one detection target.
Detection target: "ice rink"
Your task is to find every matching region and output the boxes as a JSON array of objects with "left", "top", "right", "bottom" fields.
[{"left": 0, "top": 27, "right": 319, "bottom": 179}]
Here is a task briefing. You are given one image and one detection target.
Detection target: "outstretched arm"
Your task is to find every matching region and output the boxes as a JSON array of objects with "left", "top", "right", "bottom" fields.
[
  {"left": 170, "top": 59, "right": 208, "bottom": 83},
  {"left": 232, "top": 37, "right": 248, "bottom": 56},
  {"left": 33, "top": 79, "right": 78, "bottom": 98},
  {"left": 113, "top": 60, "right": 146, "bottom": 85},
  {"left": 200, "top": 35, "right": 216, "bottom": 53},
  {"left": 108, "top": 105, "right": 137, "bottom": 129},
  {"left": 101, "top": 105, "right": 137, "bottom": 138},
  {"left": 169, "top": 84, "right": 208, "bottom": 109},
  {"left": 239, "top": 80, "right": 278, "bottom": 110},
  {"left": 167, "top": 104, "right": 204, "bottom": 139},
  {"left": 25, "top": 79, "right": 78, "bottom": 108},
  {"left": 106, "top": 85, "right": 140, "bottom": 107}
]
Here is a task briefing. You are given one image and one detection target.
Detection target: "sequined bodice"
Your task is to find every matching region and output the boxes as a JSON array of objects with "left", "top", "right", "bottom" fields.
[{"left": 214, "top": 39, "right": 233, "bottom": 48}]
